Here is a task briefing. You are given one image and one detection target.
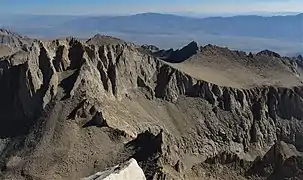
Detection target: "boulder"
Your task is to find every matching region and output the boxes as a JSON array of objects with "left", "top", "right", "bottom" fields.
[{"left": 81, "top": 158, "right": 146, "bottom": 180}]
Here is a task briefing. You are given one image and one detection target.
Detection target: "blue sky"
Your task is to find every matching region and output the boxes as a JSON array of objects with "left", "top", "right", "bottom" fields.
[{"left": 1, "top": 0, "right": 302, "bottom": 15}]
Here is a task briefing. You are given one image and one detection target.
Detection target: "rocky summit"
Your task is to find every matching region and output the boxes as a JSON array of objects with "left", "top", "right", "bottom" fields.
[{"left": 0, "top": 29, "right": 303, "bottom": 180}]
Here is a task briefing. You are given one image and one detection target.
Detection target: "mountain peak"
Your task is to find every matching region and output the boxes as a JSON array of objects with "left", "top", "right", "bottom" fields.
[
  {"left": 0, "top": 28, "right": 31, "bottom": 51},
  {"left": 158, "top": 41, "right": 199, "bottom": 63},
  {"left": 187, "top": 41, "right": 199, "bottom": 48},
  {"left": 133, "top": 12, "right": 175, "bottom": 17},
  {"left": 0, "top": 28, "right": 22, "bottom": 38},
  {"left": 257, "top": 49, "right": 281, "bottom": 58},
  {"left": 86, "top": 34, "right": 126, "bottom": 46}
]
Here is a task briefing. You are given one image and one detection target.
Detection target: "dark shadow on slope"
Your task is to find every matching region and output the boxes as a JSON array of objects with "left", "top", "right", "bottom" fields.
[
  {"left": 66, "top": 99, "right": 87, "bottom": 119},
  {"left": 82, "top": 111, "right": 108, "bottom": 128},
  {"left": 68, "top": 39, "right": 84, "bottom": 70},
  {"left": 125, "top": 130, "right": 163, "bottom": 179},
  {"left": 0, "top": 120, "right": 34, "bottom": 138},
  {"left": 60, "top": 69, "right": 80, "bottom": 100},
  {"left": 52, "top": 45, "right": 65, "bottom": 72},
  {"left": 154, "top": 65, "right": 174, "bottom": 99},
  {"left": 0, "top": 62, "right": 36, "bottom": 138}
]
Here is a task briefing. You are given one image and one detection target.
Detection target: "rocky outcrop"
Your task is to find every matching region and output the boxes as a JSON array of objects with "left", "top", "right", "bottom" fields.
[
  {"left": 247, "top": 141, "right": 303, "bottom": 179},
  {"left": 141, "top": 44, "right": 160, "bottom": 53},
  {"left": 155, "top": 68, "right": 303, "bottom": 149},
  {"left": 86, "top": 34, "right": 127, "bottom": 46},
  {"left": 81, "top": 158, "right": 146, "bottom": 180},
  {"left": 0, "top": 41, "right": 58, "bottom": 124},
  {"left": 256, "top": 49, "right": 281, "bottom": 58}
]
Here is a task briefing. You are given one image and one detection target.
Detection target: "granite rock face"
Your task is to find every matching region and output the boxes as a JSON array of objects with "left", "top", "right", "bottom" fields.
[
  {"left": 81, "top": 158, "right": 146, "bottom": 180},
  {"left": 0, "top": 31, "right": 303, "bottom": 180}
]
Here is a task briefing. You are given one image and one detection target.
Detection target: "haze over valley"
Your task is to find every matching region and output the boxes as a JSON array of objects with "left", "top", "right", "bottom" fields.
[{"left": 1, "top": 12, "right": 302, "bottom": 55}]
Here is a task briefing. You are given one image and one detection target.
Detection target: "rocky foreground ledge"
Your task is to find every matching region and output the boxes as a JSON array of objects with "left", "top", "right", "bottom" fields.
[{"left": 81, "top": 159, "right": 146, "bottom": 180}]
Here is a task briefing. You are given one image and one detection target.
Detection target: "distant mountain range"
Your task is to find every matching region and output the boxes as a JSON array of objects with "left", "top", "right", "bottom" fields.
[{"left": 0, "top": 13, "right": 302, "bottom": 55}]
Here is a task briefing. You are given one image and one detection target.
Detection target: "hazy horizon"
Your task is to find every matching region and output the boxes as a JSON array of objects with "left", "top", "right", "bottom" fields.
[
  {"left": 1, "top": 1, "right": 302, "bottom": 56},
  {"left": 0, "top": 11, "right": 302, "bottom": 18},
  {"left": 1, "top": 0, "right": 303, "bottom": 15}
]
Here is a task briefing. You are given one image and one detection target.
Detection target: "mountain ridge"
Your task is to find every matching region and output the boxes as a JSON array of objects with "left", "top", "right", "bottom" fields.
[{"left": 0, "top": 32, "right": 303, "bottom": 179}]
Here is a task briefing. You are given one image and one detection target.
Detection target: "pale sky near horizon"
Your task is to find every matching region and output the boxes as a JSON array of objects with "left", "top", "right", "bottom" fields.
[{"left": 1, "top": 0, "right": 303, "bottom": 15}]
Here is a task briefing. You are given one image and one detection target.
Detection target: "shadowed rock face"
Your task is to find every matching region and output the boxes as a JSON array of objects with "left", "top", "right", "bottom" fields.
[
  {"left": 0, "top": 31, "right": 303, "bottom": 180},
  {"left": 247, "top": 141, "right": 303, "bottom": 179},
  {"left": 156, "top": 41, "right": 199, "bottom": 63}
]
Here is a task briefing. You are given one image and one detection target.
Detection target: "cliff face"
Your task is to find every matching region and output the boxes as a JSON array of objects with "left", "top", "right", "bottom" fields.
[{"left": 0, "top": 34, "right": 302, "bottom": 180}]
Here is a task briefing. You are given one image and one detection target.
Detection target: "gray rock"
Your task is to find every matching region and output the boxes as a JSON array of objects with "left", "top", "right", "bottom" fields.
[{"left": 81, "top": 158, "right": 146, "bottom": 180}]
